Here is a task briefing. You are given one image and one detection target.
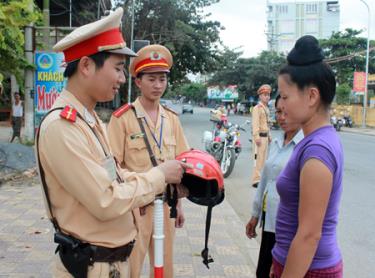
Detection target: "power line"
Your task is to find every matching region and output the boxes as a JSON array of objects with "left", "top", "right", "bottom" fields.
[{"left": 325, "top": 47, "right": 375, "bottom": 64}]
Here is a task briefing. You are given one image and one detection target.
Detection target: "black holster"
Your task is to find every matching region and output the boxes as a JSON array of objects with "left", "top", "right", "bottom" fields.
[{"left": 54, "top": 232, "right": 93, "bottom": 278}]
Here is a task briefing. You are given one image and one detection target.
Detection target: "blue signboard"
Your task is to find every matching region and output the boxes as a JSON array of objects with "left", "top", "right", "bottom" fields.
[
  {"left": 207, "top": 85, "right": 239, "bottom": 100},
  {"left": 34, "top": 52, "right": 66, "bottom": 129}
]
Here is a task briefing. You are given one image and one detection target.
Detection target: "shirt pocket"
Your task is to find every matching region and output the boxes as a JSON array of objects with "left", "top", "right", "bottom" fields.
[
  {"left": 125, "top": 137, "right": 149, "bottom": 168},
  {"left": 163, "top": 136, "right": 177, "bottom": 159}
]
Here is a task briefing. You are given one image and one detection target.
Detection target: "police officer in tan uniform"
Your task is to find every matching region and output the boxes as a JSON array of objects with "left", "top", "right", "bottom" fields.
[
  {"left": 35, "top": 9, "right": 187, "bottom": 278},
  {"left": 107, "top": 44, "right": 189, "bottom": 278},
  {"left": 251, "top": 84, "right": 272, "bottom": 188}
]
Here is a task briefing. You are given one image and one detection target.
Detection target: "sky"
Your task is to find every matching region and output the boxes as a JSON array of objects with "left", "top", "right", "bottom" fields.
[{"left": 204, "top": 0, "right": 375, "bottom": 58}]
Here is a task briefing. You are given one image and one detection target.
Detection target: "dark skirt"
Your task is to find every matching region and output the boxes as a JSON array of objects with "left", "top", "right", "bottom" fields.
[
  {"left": 12, "top": 116, "right": 22, "bottom": 136},
  {"left": 256, "top": 212, "right": 276, "bottom": 278}
]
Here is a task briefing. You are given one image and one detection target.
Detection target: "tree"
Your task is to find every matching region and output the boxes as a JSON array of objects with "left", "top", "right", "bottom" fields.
[
  {"left": 117, "top": 0, "right": 222, "bottom": 84},
  {"left": 0, "top": 0, "right": 41, "bottom": 106},
  {"left": 208, "top": 48, "right": 244, "bottom": 86},
  {"left": 209, "top": 50, "right": 286, "bottom": 100},
  {"left": 320, "top": 28, "right": 375, "bottom": 85},
  {"left": 336, "top": 83, "right": 351, "bottom": 104},
  {"left": 246, "top": 51, "right": 286, "bottom": 97},
  {"left": 170, "top": 82, "right": 207, "bottom": 103}
]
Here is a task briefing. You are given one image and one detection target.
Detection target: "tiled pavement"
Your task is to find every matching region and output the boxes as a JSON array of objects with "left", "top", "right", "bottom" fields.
[{"left": 0, "top": 178, "right": 260, "bottom": 277}]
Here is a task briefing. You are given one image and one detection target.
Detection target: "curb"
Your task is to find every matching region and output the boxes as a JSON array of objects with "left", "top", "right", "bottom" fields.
[{"left": 341, "top": 128, "right": 375, "bottom": 137}]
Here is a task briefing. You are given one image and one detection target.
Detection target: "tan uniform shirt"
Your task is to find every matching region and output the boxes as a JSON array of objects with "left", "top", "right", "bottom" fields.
[
  {"left": 252, "top": 102, "right": 270, "bottom": 140},
  {"left": 107, "top": 98, "right": 189, "bottom": 171},
  {"left": 37, "top": 90, "right": 166, "bottom": 248}
]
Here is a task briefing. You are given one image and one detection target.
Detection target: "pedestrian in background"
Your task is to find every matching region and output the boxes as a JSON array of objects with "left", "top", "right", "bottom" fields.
[
  {"left": 246, "top": 95, "right": 303, "bottom": 278},
  {"left": 251, "top": 84, "right": 272, "bottom": 188},
  {"left": 10, "top": 92, "right": 23, "bottom": 143},
  {"left": 108, "top": 44, "right": 190, "bottom": 278},
  {"left": 271, "top": 35, "right": 344, "bottom": 277}
]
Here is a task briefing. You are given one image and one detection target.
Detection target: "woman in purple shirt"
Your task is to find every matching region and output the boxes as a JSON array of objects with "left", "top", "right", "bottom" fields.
[{"left": 271, "top": 36, "right": 343, "bottom": 278}]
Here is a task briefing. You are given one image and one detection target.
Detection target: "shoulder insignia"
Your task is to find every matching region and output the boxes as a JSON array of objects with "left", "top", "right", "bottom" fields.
[
  {"left": 60, "top": 105, "right": 77, "bottom": 122},
  {"left": 162, "top": 105, "right": 178, "bottom": 116},
  {"left": 113, "top": 103, "right": 133, "bottom": 118}
]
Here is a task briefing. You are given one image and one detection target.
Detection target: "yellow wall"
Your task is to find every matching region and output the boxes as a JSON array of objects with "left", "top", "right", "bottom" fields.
[{"left": 333, "top": 104, "right": 375, "bottom": 127}]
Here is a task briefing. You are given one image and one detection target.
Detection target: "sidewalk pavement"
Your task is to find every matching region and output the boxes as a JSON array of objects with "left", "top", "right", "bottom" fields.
[
  {"left": 0, "top": 125, "right": 12, "bottom": 143},
  {"left": 0, "top": 180, "right": 259, "bottom": 277}
]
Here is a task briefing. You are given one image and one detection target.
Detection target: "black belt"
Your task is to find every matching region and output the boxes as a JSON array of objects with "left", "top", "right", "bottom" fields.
[
  {"left": 91, "top": 240, "right": 135, "bottom": 263},
  {"left": 259, "top": 132, "right": 268, "bottom": 137}
]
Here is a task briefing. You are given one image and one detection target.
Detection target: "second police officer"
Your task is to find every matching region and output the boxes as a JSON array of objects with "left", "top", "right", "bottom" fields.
[{"left": 108, "top": 44, "right": 190, "bottom": 278}]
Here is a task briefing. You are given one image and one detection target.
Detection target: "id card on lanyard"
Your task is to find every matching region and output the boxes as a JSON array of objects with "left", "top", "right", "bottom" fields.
[
  {"left": 103, "top": 155, "right": 117, "bottom": 181},
  {"left": 143, "top": 116, "right": 164, "bottom": 153}
]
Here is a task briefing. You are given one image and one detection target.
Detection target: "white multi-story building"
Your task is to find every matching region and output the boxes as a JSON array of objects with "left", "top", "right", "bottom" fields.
[{"left": 266, "top": 0, "right": 340, "bottom": 53}]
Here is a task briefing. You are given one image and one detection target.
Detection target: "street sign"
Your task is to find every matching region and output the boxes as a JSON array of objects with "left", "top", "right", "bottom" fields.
[
  {"left": 134, "top": 40, "right": 150, "bottom": 53},
  {"left": 353, "top": 71, "right": 366, "bottom": 92},
  {"left": 34, "top": 52, "right": 66, "bottom": 130},
  {"left": 207, "top": 85, "right": 239, "bottom": 100}
]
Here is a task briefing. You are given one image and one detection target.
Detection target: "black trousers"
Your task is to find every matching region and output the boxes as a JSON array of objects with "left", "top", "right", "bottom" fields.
[{"left": 256, "top": 213, "right": 276, "bottom": 278}]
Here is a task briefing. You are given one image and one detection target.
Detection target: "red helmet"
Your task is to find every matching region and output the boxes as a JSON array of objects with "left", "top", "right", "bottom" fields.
[
  {"left": 176, "top": 149, "right": 224, "bottom": 207},
  {"left": 176, "top": 149, "right": 225, "bottom": 268}
]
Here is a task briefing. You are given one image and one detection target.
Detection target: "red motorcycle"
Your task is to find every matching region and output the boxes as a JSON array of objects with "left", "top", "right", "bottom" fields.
[{"left": 203, "top": 118, "right": 249, "bottom": 178}]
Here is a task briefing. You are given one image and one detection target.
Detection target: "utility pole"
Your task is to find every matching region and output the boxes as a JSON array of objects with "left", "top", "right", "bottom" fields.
[
  {"left": 43, "top": 0, "right": 50, "bottom": 48},
  {"left": 97, "top": 0, "right": 101, "bottom": 19},
  {"left": 69, "top": 0, "right": 72, "bottom": 27},
  {"left": 359, "top": 0, "right": 370, "bottom": 128},
  {"left": 24, "top": 1, "right": 35, "bottom": 141},
  {"left": 127, "top": 0, "right": 135, "bottom": 104}
]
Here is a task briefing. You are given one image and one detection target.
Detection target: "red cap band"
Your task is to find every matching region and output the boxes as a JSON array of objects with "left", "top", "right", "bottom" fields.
[
  {"left": 134, "top": 57, "right": 169, "bottom": 74},
  {"left": 63, "top": 28, "right": 125, "bottom": 63}
]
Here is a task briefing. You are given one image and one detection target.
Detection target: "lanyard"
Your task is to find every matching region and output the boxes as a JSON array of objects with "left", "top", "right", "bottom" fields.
[{"left": 143, "top": 116, "right": 164, "bottom": 152}]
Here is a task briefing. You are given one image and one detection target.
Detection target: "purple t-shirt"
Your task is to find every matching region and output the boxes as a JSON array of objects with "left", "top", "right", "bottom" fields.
[{"left": 272, "top": 125, "right": 343, "bottom": 270}]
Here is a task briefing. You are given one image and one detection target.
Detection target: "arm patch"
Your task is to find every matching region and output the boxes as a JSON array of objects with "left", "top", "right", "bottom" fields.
[{"left": 60, "top": 106, "right": 77, "bottom": 122}]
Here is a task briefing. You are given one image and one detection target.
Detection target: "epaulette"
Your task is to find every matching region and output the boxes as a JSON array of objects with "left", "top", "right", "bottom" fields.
[
  {"left": 60, "top": 105, "right": 77, "bottom": 122},
  {"left": 113, "top": 103, "right": 133, "bottom": 118},
  {"left": 162, "top": 104, "right": 178, "bottom": 116}
]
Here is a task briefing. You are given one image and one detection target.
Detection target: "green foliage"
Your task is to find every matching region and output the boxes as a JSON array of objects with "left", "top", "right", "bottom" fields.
[
  {"left": 177, "top": 82, "right": 207, "bottom": 103},
  {"left": 209, "top": 50, "right": 286, "bottom": 100},
  {"left": 0, "top": 0, "right": 41, "bottom": 83},
  {"left": 336, "top": 83, "right": 351, "bottom": 104},
  {"left": 320, "top": 28, "right": 375, "bottom": 85},
  {"left": 117, "top": 0, "right": 222, "bottom": 84}
]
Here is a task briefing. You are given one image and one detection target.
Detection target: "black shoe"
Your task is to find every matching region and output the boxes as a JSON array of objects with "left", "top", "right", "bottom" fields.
[{"left": 252, "top": 183, "right": 258, "bottom": 188}]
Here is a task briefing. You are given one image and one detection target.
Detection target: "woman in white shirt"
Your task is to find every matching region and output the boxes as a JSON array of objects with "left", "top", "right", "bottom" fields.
[
  {"left": 245, "top": 95, "right": 303, "bottom": 278},
  {"left": 10, "top": 92, "right": 23, "bottom": 143}
]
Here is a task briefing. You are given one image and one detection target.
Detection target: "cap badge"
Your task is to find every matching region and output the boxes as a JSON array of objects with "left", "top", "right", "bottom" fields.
[{"left": 150, "top": 51, "right": 162, "bottom": 61}]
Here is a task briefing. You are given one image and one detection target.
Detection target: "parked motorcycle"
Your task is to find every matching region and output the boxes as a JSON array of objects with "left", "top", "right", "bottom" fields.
[
  {"left": 343, "top": 115, "right": 353, "bottom": 128},
  {"left": 203, "top": 120, "right": 250, "bottom": 178},
  {"left": 331, "top": 116, "right": 343, "bottom": 131}
]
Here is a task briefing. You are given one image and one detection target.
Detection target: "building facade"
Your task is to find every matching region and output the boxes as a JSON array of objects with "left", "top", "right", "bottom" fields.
[{"left": 266, "top": 0, "right": 340, "bottom": 53}]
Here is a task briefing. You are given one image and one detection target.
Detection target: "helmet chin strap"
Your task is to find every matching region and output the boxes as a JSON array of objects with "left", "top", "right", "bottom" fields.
[
  {"left": 201, "top": 205, "right": 214, "bottom": 268},
  {"left": 166, "top": 184, "right": 178, "bottom": 218}
]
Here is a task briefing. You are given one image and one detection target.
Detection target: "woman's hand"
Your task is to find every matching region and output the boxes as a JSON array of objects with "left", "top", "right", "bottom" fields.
[
  {"left": 245, "top": 216, "right": 259, "bottom": 239},
  {"left": 269, "top": 263, "right": 276, "bottom": 278}
]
